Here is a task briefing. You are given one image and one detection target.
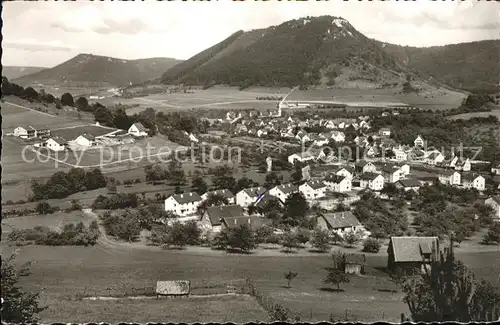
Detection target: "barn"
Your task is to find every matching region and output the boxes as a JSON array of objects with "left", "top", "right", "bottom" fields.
[{"left": 344, "top": 253, "right": 366, "bottom": 275}]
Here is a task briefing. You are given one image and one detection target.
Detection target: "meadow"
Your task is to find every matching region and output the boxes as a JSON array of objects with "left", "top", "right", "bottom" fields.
[
  {"left": 1, "top": 213, "right": 499, "bottom": 323},
  {"left": 448, "top": 109, "right": 500, "bottom": 120}
]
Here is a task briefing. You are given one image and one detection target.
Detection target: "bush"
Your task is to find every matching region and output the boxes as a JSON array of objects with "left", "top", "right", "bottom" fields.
[
  {"left": 7, "top": 223, "right": 99, "bottom": 246},
  {"left": 362, "top": 238, "right": 381, "bottom": 253},
  {"left": 35, "top": 201, "right": 55, "bottom": 215}
]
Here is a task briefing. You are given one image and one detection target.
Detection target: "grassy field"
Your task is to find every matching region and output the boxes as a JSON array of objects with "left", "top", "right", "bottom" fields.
[{"left": 1, "top": 225, "right": 498, "bottom": 323}]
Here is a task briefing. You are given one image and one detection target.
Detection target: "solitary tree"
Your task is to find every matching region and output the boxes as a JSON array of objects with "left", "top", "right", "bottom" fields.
[
  {"left": 60, "top": 92, "right": 74, "bottom": 106},
  {"left": 284, "top": 271, "right": 298, "bottom": 289},
  {"left": 311, "top": 228, "right": 331, "bottom": 252},
  {"left": 323, "top": 267, "right": 350, "bottom": 292}
]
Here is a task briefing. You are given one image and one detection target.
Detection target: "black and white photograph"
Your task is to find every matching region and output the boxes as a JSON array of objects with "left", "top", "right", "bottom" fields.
[{"left": 1, "top": 0, "right": 500, "bottom": 323}]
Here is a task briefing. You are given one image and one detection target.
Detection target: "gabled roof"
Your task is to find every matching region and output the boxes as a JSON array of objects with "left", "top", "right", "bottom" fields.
[
  {"left": 169, "top": 192, "right": 202, "bottom": 204},
  {"left": 462, "top": 173, "right": 484, "bottom": 182},
  {"left": 388, "top": 236, "right": 439, "bottom": 262},
  {"left": 324, "top": 174, "right": 348, "bottom": 184},
  {"left": 49, "top": 136, "right": 67, "bottom": 145},
  {"left": 397, "top": 178, "right": 421, "bottom": 188},
  {"left": 273, "top": 183, "right": 298, "bottom": 195},
  {"left": 222, "top": 215, "right": 270, "bottom": 229},
  {"left": 241, "top": 186, "right": 266, "bottom": 199},
  {"left": 426, "top": 152, "right": 442, "bottom": 160},
  {"left": 355, "top": 160, "right": 373, "bottom": 168},
  {"left": 359, "top": 172, "right": 382, "bottom": 181},
  {"left": 439, "top": 170, "right": 459, "bottom": 177},
  {"left": 131, "top": 122, "right": 148, "bottom": 132},
  {"left": 255, "top": 193, "right": 283, "bottom": 208},
  {"left": 304, "top": 180, "right": 326, "bottom": 190},
  {"left": 321, "top": 211, "right": 361, "bottom": 229},
  {"left": 205, "top": 205, "right": 245, "bottom": 226},
  {"left": 203, "top": 189, "right": 235, "bottom": 199},
  {"left": 80, "top": 133, "right": 95, "bottom": 141}
]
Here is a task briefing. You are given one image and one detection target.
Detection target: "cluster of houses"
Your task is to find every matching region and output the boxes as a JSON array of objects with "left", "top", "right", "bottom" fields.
[{"left": 13, "top": 122, "right": 152, "bottom": 152}]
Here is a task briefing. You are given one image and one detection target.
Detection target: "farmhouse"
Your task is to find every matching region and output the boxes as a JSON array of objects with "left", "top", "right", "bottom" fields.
[
  {"left": 323, "top": 174, "right": 352, "bottom": 193},
  {"left": 438, "top": 170, "right": 461, "bottom": 186},
  {"left": 316, "top": 211, "right": 366, "bottom": 238},
  {"left": 128, "top": 122, "right": 148, "bottom": 137},
  {"left": 395, "top": 178, "right": 421, "bottom": 192},
  {"left": 299, "top": 180, "right": 327, "bottom": 200},
  {"left": 14, "top": 125, "right": 50, "bottom": 139},
  {"left": 45, "top": 136, "right": 67, "bottom": 152},
  {"left": 355, "top": 161, "right": 377, "bottom": 174},
  {"left": 164, "top": 192, "right": 203, "bottom": 216},
  {"left": 269, "top": 183, "right": 298, "bottom": 203},
  {"left": 236, "top": 186, "right": 267, "bottom": 207},
  {"left": 201, "top": 205, "right": 246, "bottom": 233},
  {"left": 359, "top": 173, "right": 385, "bottom": 191},
  {"left": 484, "top": 196, "right": 500, "bottom": 222},
  {"left": 461, "top": 173, "right": 485, "bottom": 191},
  {"left": 344, "top": 254, "right": 366, "bottom": 275},
  {"left": 288, "top": 152, "right": 315, "bottom": 165},
  {"left": 201, "top": 189, "right": 235, "bottom": 205},
  {"left": 74, "top": 133, "right": 98, "bottom": 147},
  {"left": 387, "top": 236, "right": 440, "bottom": 275}
]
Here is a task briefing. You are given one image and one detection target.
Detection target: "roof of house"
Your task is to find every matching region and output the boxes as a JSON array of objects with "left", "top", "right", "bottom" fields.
[
  {"left": 397, "top": 178, "right": 421, "bottom": 188},
  {"left": 439, "top": 170, "right": 459, "bottom": 177},
  {"left": 427, "top": 152, "right": 442, "bottom": 160},
  {"left": 132, "top": 122, "right": 148, "bottom": 132},
  {"left": 355, "top": 160, "right": 373, "bottom": 168},
  {"left": 462, "top": 173, "right": 483, "bottom": 182},
  {"left": 359, "top": 172, "right": 382, "bottom": 181},
  {"left": 345, "top": 253, "right": 366, "bottom": 265},
  {"left": 255, "top": 193, "right": 283, "bottom": 208},
  {"left": 381, "top": 164, "right": 398, "bottom": 174},
  {"left": 321, "top": 211, "right": 361, "bottom": 229},
  {"left": 388, "top": 236, "right": 439, "bottom": 262},
  {"left": 205, "top": 205, "right": 245, "bottom": 226},
  {"left": 222, "top": 215, "right": 270, "bottom": 229},
  {"left": 379, "top": 128, "right": 391, "bottom": 132},
  {"left": 169, "top": 192, "right": 202, "bottom": 204},
  {"left": 304, "top": 180, "right": 326, "bottom": 190},
  {"left": 79, "top": 133, "right": 95, "bottom": 141},
  {"left": 273, "top": 183, "right": 298, "bottom": 195},
  {"left": 49, "top": 136, "right": 67, "bottom": 145},
  {"left": 204, "top": 189, "right": 235, "bottom": 199},
  {"left": 324, "top": 174, "right": 347, "bottom": 183},
  {"left": 241, "top": 186, "right": 267, "bottom": 198}
]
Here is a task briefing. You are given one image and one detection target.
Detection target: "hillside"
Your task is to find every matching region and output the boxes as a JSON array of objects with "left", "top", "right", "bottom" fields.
[
  {"left": 161, "top": 16, "right": 409, "bottom": 89},
  {"left": 14, "top": 54, "right": 182, "bottom": 87},
  {"left": 2, "top": 66, "right": 47, "bottom": 80},
  {"left": 378, "top": 40, "right": 500, "bottom": 92}
]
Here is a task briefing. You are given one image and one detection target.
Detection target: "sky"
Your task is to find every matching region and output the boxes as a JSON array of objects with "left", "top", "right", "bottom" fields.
[{"left": 2, "top": 0, "right": 499, "bottom": 67}]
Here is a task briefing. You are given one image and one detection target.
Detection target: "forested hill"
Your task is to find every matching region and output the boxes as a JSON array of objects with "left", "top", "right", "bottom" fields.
[
  {"left": 161, "top": 16, "right": 409, "bottom": 89},
  {"left": 376, "top": 39, "right": 500, "bottom": 93}
]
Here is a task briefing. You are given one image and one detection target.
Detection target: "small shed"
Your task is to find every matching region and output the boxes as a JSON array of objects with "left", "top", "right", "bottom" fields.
[
  {"left": 344, "top": 253, "right": 366, "bottom": 275},
  {"left": 156, "top": 280, "right": 190, "bottom": 297}
]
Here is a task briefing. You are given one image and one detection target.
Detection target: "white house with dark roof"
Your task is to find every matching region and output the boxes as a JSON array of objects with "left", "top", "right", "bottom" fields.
[
  {"left": 450, "top": 157, "right": 471, "bottom": 172},
  {"left": 316, "top": 211, "right": 368, "bottom": 238},
  {"left": 381, "top": 164, "right": 402, "bottom": 183},
  {"left": 394, "top": 148, "right": 408, "bottom": 162},
  {"left": 329, "top": 131, "right": 346, "bottom": 143},
  {"left": 395, "top": 178, "right": 421, "bottom": 192},
  {"left": 424, "top": 151, "right": 445, "bottom": 165},
  {"left": 299, "top": 180, "right": 327, "bottom": 200},
  {"left": 485, "top": 196, "right": 500, "bottom": 222},
  {"left": 324, "top": 174, "right": 352, "bottom": 193},
  {"left": 491, "top": 164, "right": 500, "bottom": 175},
  {"left": 14, "top": 125, "right": 50, "bottom": 139},
  {"left": 359, "top": 173, "right": 385, "bottom": 191},
  {"left": 438, "top": 170, "right": 461, "bottom": 186},
  {"left": 269, "top": 183, "right": 298, "bottom": 203},
  {"left": 164, "top": 192, "right": 203, "bottom": 216},
  {"left": 333, "top": 166, "right": 354, "bottom": 179},
  {"left": 45, "top": 136, "right": 67, "bottom": 151},
  {"left": 379, "top": 128, "right": 391, "bottom": 137},
  {"left": 128, "top": 122, "right": 148, "bottom": 137},
  {"left": 235, "top": 186, "right": 266, "bottom": 208},
  {"left": 74, "top": 133, "right": 97, "bottom": 147},
  {"left": 288, "top": 152, "right": 315, "bottom": 165},
  {"left": 461, "top": 173, "right": 485, "bottom": 191},
  {"left": 201, "top": 189, "right": 235, "bottom": 205}
]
